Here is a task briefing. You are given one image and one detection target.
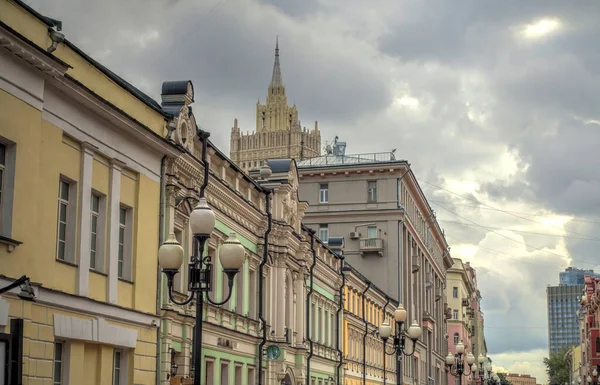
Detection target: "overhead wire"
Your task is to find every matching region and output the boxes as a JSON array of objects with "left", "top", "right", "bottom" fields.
[
  {"left": 431, "top": 201, "right": 599, "bottom": 267},
  {"left": 418, "top": 179, "right": 600, "bottom": 242}
]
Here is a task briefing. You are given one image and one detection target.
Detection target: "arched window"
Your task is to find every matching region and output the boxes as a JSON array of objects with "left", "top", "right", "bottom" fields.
[{"left": 454, "top": 333, "right": 459, "bottom": 344}]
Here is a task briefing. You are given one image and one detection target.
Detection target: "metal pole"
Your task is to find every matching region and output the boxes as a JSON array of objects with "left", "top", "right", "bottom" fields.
[
  {"left": 396, "top": 324, "right": 402, "bottom": 385},
  {"left": 383, "top": 346, "right": 386, "bottom": 385},
  {"left": 193, "top": 293, "right": 204, "bottom": 385}
]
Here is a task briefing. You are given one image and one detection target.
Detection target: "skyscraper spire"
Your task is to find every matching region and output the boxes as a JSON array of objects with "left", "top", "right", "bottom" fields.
[{"left": 270, "top": 36, "right": 283, "bottom": 86}]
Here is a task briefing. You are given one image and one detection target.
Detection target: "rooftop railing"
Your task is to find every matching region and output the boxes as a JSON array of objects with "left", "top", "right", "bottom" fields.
[{"left": 297, "top": 151, "right": 399, "bottom": 168}]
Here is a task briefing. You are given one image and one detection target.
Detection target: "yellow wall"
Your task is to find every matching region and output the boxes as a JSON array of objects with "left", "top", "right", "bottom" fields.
[
  {"left": 0, "top": 90, "right": 78, "bottom": 292},
  {"left": 0, "top": 0, "right": 167, "bottom": 137},
  {"left": 5, "top": 297, "right": 157, "bottom": 385}
]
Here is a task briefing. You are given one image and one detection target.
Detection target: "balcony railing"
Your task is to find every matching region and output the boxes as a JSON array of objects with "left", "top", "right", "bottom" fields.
[{"left": 359, "top": 238, "right": 384, "bottom": 256}]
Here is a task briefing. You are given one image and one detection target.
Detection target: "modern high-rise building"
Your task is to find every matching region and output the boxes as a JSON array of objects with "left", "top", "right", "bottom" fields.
[
  {"left": 229, "top": 39, "right": 321, "bottom": 171},
  {"left": 547, "top": 267, "right": 599, "bottom": 355}
]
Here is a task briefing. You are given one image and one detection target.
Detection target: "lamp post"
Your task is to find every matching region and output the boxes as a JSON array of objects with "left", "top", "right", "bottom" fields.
[
  {"left": 589, "top": 369, "right": 598, "bottom": 385},
  {"left": 158, "top": 129, "right": 246, "bottom": 385},
  {"left": 475, "top": 354, "right": 493, "bottom": 385},
  {"left": 445, "top": 340, "right": 475, "bottom": 385},
  {"left": 378, "top": 304, "right": 423, "bottom": 385}
]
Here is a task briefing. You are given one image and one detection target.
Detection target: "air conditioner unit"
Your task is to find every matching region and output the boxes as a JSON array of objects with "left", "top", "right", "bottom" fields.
[
  {"left": 412, "top": 255, "right": 420, "bottom": 273},
  {"left": 349, "top": 231, "right": 360, "bottom": 239}
]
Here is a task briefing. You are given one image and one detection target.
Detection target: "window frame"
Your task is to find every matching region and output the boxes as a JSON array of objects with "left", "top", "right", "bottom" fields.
[
  {"left": 117, "top": 204, "right": 133, "bottom": 281},
  {"left": 112, "top": 348, "right": 128, "bottom": 385},
  {"left": 0, "top": 139, "right": 16, "bottom": 238},
  {"left": 319, "top": 183, "right": 329, "bottom": 204},
  {"left": 318, "top": 224, "right": 329, "bottom": 244},
  {"left": 53, "top": 341, "right": 65, "bottom": 385},
  {"left": 452, "top": 287, "right": 458, "bottom": 298},
  {"left": 367, "top": 180, "right": 377, "bottom": 203},
  {"left": 367, "top": 226, "right": 377, "bottom": 239},
  {"left": 56, "top": 177, "right": 77, "bottom": 263},
  {"left": 90, "top": 192, "right": 107, "bottom": 272}
]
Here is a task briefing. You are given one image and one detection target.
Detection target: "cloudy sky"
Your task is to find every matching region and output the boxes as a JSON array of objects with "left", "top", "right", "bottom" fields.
[{"left": 25, "top": 0, "right": 600, "bottom": 381}]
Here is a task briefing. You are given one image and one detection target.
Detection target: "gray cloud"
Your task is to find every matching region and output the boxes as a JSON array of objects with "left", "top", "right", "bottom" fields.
[{"left": 23, "top": 0, "right": 600, "bottom": 364}]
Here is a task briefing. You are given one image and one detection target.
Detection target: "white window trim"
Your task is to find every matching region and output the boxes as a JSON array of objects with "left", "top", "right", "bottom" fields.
[
  {"left": 90, "top": 192, "right": 107, "bottom": 272},
  {"left": 112, "top": 348, "right": 129, "bottom": 385},
  {"left": 319, "top": 225, "right": 329, "bottom": 244},
  {"left": 56, "top": 176, "right": 78, "bottom": 264},
  {"left": 117, "top": 204, "right": 133, "bottom": 281},
  {"left": 367, "top": 181, "right": 377, "bottom": 202},
  {"left": 0, "top": 138, "right": 16, "bottom": 240},
  {"left": 53, "top": 341, "right": 71, "bottom": 385},
  {"left": 319, "top": 183, "right": 329, "bottom": 204}
]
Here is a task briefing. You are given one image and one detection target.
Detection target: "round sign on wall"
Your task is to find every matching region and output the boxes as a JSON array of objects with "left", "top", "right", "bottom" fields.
[{"left": 266, "top": 345, "right": 281, "bottom": 360}]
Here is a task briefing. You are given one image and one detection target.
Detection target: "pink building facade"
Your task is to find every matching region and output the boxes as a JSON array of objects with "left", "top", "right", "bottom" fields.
[{"left": 579, "top": 275, "right": 600, "bottom": 384}]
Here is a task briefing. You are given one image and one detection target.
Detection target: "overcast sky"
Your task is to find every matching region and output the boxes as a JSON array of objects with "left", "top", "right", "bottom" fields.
[{"left": 25, "top": 0, "right": 600, "bottom": 382}]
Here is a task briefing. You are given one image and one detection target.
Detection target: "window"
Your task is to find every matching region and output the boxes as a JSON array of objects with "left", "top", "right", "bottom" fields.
[
  {"left": 118, "top": 206, "right": 133, "bottom": 280},
  {"left": 367, "top": 181, "right": 377, "bottom": 202},
  {"left": 248, "top": 367, "right": 256, "bottom": 385},
  {"left": 57, "top": 179, "right": 76, "bottom": 262},
  {"left": 453, "top": 287, "right": 458, "bottom": 298},
  {"left": 235, "top": 258, "right": 245, "bottom": 314},
  {"left": 90, "top": 195, "right": 100, "bottom": 269},
  {"left": 367, "top": 226, "right": 377, "bottom": 239},
  {"left": 454, "top": 333, "right": 459, "bottom": 344},
  {"left": 453, "top": 309, "right": 458, "bottom": 320},
  {"left": 220, "top": 361, "right": 229, "bottom": 385},
  {"left": 319, "top": 224, "right": 329, "bottom": 243},
  {"left": 319, "top": 183, "right": 329, "bottom": 203},
  {"left": 0, "top": 140, "right": 16, "bottom": 237},
  {"left": 53, "top": 342, "right": 64, "bottom": 385},
  {"left": 90, "top": 193, "right": 106, "bottom": 271},
  {"left": 113, "top": 350, "right": 121, "bottom": 385},
  {"left": 249, "top": 269, "right": 257, "bottom": 318}
]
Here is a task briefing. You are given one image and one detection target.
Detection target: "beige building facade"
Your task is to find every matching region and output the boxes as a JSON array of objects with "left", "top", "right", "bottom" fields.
[
  {"left": 505, "top": 373, "right": 537, "bottom": 385},
  {"left": 230, "top": 39, "right": 321, "bottom": 171},
  {"left": 296, "top": 143, "right": 454, "bottom": 385}
]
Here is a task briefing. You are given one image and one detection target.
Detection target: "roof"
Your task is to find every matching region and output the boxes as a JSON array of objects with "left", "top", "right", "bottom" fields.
[
  {"left": 297, "top": 152, "right": 404, "bottom": 168},
  {"left": 12, "top": 0, "right": 170, "bottom": 119}
]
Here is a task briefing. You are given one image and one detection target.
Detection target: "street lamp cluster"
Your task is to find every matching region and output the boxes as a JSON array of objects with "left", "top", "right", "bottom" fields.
[
  {"left": 378, "top": 304, "right": 422, "bottom": 385},
  {"left": 445, "top": 341, "right": 500, "bottom": 385}
]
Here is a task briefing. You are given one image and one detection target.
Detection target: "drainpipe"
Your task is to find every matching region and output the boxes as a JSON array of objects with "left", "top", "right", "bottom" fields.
[
  {"left": 306, "top": 229, "right": 317, "bottom": 385},
  {"left": 382, "top": 296, "right": 391, "bottom": 385},
  {"left": 258, "top": 190, "right": 272, "bottom": 385},
  {"left": 156, "top": 155, "right": 167, "bottom": 385},
  {"left": 396, "top": 165, "right": 410, "bottom": 385},
  {"left": 336, "top": 257, "right": 347, "bottom": 385},
  {"left": 362, "top": 282, "right": 372, "bottom": 385}
]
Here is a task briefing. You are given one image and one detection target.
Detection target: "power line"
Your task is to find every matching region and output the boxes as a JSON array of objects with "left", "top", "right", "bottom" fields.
[
  {"left": 431, "top": 201, "right": 599, "bottom": 267},
  {"left": 439, "top": 219, "right": 600, "bottom": 242},
  {"left": 430, "top": 200, "right": 600, "bottom": 226},
  {"left": 419, "top": 179, "right": 600, "bottom": 242},
  {"left": 444, "top": 234, "right": 569, "bottom": 269}
]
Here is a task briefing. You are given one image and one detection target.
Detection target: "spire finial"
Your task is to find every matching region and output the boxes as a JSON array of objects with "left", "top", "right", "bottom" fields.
[{"left": 270, "top": 36, "right": 283, "bottom": 86}]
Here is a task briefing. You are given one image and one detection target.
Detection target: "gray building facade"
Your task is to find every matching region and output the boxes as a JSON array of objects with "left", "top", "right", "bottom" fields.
[
  {"left": 296, "top": 139, "right": 454, "bottom": 385},
  {"left": 547, "top": 267, "right": 600, "bottom": 355}
]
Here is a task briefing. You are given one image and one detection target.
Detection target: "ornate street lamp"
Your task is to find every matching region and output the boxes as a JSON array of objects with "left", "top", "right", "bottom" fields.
[
  {"left": 475, "top": 354, "right": 494, "bottom": 385},
  {"left": 378, "top": 304, "right": 422, "bottom": 385},
  {"left": 159, "top": 129, "right": 245, "bottom": 385},
  {"left": 445, "top": 339, "right": 475, "bottom": 385}
]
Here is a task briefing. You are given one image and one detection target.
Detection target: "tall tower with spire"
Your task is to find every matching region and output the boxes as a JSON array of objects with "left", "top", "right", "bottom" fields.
[{"left": 230, "top": 38, "right": 321, "bottom": 171}]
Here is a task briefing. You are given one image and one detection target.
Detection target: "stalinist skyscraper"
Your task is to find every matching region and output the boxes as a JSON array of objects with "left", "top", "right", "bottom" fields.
[{"left": 230, "top": 39, "right": 321, "bottom": 171}]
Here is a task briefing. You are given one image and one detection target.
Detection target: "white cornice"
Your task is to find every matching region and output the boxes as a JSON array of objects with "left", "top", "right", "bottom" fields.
[
  {"left": 49, "top": 78, "right": 181, "bottom": 159},
  {"left": 0, "top": 26, "right": 69, "bottom": 78}
]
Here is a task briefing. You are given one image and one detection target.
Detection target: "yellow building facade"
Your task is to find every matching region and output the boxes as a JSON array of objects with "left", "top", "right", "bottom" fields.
[
  {"left": 0, "top": 1, "right": 180, "bottom": 383},
  {"left": 343, "top": 266, "right": 398, "bottom": 385}
]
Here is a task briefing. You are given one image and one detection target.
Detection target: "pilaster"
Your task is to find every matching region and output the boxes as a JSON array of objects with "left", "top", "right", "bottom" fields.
[
  {"left": 76, "top": 142, "right": 97, "bottom": 297},
  {"left": 107, "top": 158, "right": 126, "bottom": 304}
]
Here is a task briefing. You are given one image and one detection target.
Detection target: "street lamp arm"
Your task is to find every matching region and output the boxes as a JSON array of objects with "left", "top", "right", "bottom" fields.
[
  {"left": 402, "top": 338, "right": 417, "bottom": 357},
  {"left": 383, "top": 342, "right": 398, "bottom": 356},
  {"left": 205, "top": 271, "right": 236, "bottom": 306},
  {"left": 462, "top": 366, "right": 473, "bottom": 376},
  {"left": 166, "top": 280, "right": 195, "bottom": 306}
]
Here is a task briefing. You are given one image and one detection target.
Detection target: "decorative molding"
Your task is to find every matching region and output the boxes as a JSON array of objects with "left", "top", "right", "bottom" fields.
[{"left": 53, "top": 314, "right": 138, "bottom": 348}]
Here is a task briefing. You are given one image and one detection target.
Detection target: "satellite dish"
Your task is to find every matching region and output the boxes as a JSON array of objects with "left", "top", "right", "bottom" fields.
[{"left": 266, "top": 345, "right": 281, "bottom": 360}]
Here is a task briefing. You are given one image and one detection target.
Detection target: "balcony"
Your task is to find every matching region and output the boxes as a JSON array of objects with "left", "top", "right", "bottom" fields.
[{"left": 359, "top": 238, "right": 384, "bottom": 256}]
